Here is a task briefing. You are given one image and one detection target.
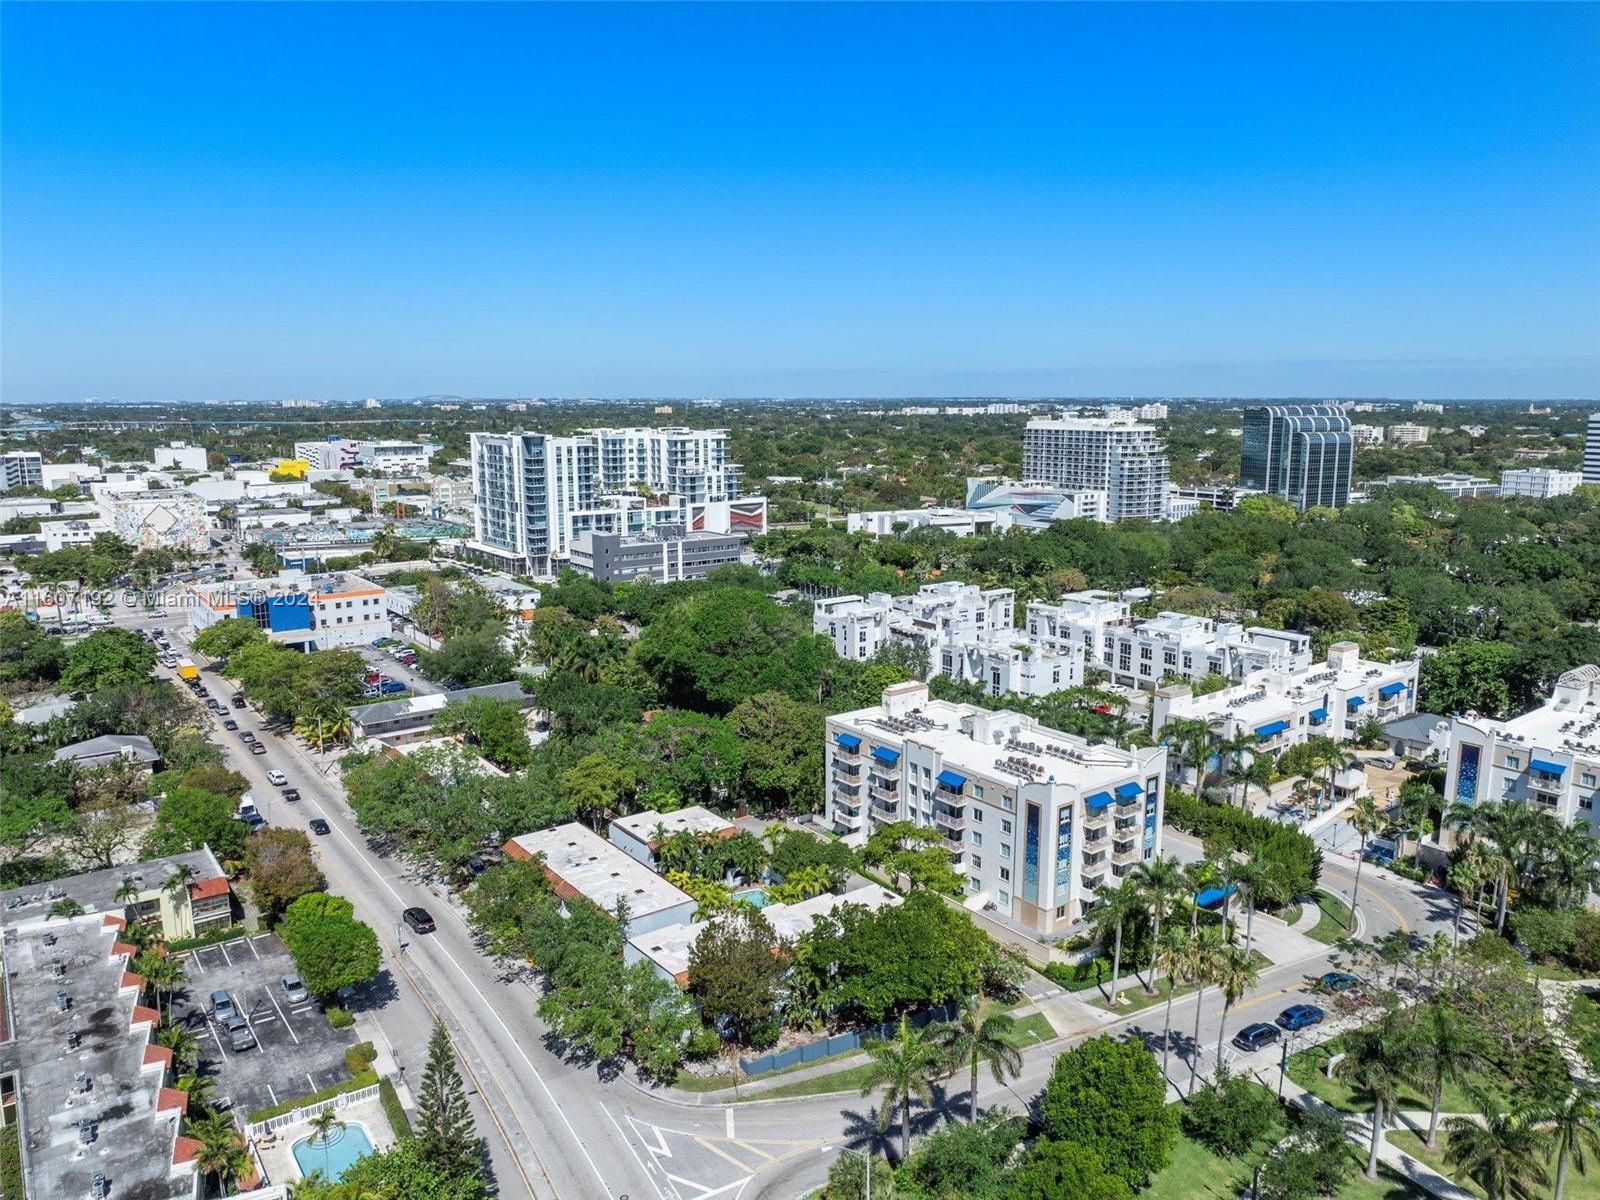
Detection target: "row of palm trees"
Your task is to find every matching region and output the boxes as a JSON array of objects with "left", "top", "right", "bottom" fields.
[
  {"left": 1162, "top": 716, "right": 1362, "bottom": 819},
  {"left": 1444, "top": 799, "right": 1600, "bottom": 928}
]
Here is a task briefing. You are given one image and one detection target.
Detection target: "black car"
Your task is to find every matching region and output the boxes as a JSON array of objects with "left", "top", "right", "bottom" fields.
[
  {"left": 282, "top": 788, "right": 301, "bottom": 802},
  {"left": 223, "top": 719, "right": 238, "bottom": 731},
  {"left": 1233, "top": 1022, "right": 1281, "bottom": 1052},
  {"left": 231, "top": 695, "right": 247, "bottom": 709},
  {"left": 403, "top": 907, "right": 437, "bottom": 934},
  {"left": 309, "top": 818, "right": 331, "bottom": 835}
]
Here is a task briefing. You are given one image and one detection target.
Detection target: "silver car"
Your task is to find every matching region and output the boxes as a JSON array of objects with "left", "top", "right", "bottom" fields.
[
  {"left": 280, "top": 974, "right": 308, "bottom": 1004},
  {"left": 225, "top": 1015, "right": 256, "bottom": 1052}
]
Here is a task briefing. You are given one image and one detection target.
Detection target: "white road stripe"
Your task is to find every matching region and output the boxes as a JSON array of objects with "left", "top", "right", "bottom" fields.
[{"left": 265, "top": 982, "right": 299, "bottom": 1046}]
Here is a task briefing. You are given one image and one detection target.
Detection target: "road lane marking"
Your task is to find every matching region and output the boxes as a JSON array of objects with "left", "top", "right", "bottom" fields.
[
  {"left": 265, "top": 983, "right": 299, "bottom": 1046},
  {"left": 729, "top": 1141, "right": 776, "bottom": 1162},
  {"left": 601, "top": 1102, "right": 671, "bottom": 1200},
  {"left": 693, "top": 1138, "right": 756, "bottom": 1175},
  {"left": 726, "top": 1108, "right": 734, "bottom": 1139}
]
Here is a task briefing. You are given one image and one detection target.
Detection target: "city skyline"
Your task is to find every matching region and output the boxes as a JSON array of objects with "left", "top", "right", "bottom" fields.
[{"left": 4, "top": 3, "right": 1598, "bottom": 403}]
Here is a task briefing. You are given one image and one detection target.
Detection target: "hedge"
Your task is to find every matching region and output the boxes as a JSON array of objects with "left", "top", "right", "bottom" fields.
[
  {"left": 168, "top": 923, "right": 253, "bottom": 954},
  {"left": 247, "top": 1068, "right": 379, "bottom": 1123},
  {"left": 1164, "top": 791, "right": 1322, "bottom": 898},
  {"left": 378, "top": 1076, "right": 412, "bottom": 1138}
]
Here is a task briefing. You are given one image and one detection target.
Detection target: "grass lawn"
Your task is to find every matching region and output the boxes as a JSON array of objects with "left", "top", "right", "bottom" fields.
[
  {"left": 1308, "top": 890, "right": 1355, "bottom": 944},
  {"left": 1280, "top": 901, "right": 1304, "bottom": 926},
  {"left": 1533, "top": 960, "right": 1592, "bottom": 982},
  {"left": 1144, "top": 1110, "right": 1423, "bottom": 1200},
  {"left": 1389, "top": 1130, "right": 1600, "bottom": 1200},
  {"left": 1002, "top": 1011, "right": 1057, "bottom": 1046},
  {"left": 1097, "top": 951, "right": 1272, "bottom": 1015},
  {"left": 747, "top": 1060, "right": 884, "bottom": 1101},
  {"left": 1286, "top": 1039, "right": 1482, "bottom": 1115},
  {"left": 1571, "top": 990, "right": 1600, "bottom": 1077}
]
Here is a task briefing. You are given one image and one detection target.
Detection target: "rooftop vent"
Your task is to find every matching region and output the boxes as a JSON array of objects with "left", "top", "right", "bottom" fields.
[
  {"left": 77, "top": 1119, "right": 97, "bottom": 1145},
  {"left": 91, "top": 1172, "right": 109, "bottom": 1199},
  {"left": 74, "top": 1071, "right": 91, "bottom": 1094},
  {"left": 56, "top": 990, "right": 70, "bottom": 1012},
  {"left": 66, "top": 1029, "right": 80, "bottom": 1050}
]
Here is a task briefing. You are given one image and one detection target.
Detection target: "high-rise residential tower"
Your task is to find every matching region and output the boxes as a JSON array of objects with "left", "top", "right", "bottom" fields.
[
  {"left": 1585, "top": 413, "right": 1600, "bottom": 485},
  {"left": 1021, "top": 417, "right": 1169, "bottom": 522},
  {"left": 1240, "top": 405, "right": 1354, "bottom": 510}
]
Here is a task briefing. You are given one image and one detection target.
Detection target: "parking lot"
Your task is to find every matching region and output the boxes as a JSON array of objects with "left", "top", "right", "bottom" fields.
[
  {"left": 354, "top": 642, "right": 441, "bottom": 697},
  {"left": 175, "top": 933, "right": 361, "bottom": 1118}
]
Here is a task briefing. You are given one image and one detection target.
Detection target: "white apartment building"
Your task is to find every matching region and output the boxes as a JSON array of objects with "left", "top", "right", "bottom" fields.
[
  {"left": 1152, "top": 641, "right": 1419, "bottom": 757},
  {"left": 294, "top": 438, "right": 434, "bottom": 474},
  {"left": 0, "top": 451, "right": 44, "bottom": 492},
  {"left": 1024, "top": 592, "right": 1313, "bottom": 691},
  {"left": 1022, "top": 418, "right": 1169, "bottom": 521},
  {"left": 1350, "top": 424, "right": 1384, "bottom": 447},
  {"left": 151, "top": 442, "right": 208, "bottom": 472},
  {"left": 1585, "top": 413, "right": 1600, "bottom": 485},
  {"left": 1382, "top": 473, "right": 1500, "bottom": 499},
  {"left": 846, "top": 507, "right": 1012, "bottom": 538},
  {"left": 1444, "top": 666, "right": 1600, "bottom": 837},
  {"left": 468, "top": 427, "right": 766, "bottom": 575},
  {"left": 1499, "top": 467, "right": 1584, "bottom": 500},
  {"left": 1387, "top": 423, "right": 1431, "bottom": 445},
  {"left": 814, "top": 583, "right": 1084, "bottom": 698},
  {"left": 825, "top": 681, "right": 1167, "bottom": 936}
]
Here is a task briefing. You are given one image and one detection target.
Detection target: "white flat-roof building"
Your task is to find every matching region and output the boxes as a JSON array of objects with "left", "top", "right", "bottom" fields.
[
  {"left": 625, "top": 884, "right": 901, "bottom": 987},
  {"left": 502, "top": 822, "right": 696, "bottom": 936},
  {"left": 1382, "top": 473, "right": 1500, "bottom": 499},
  {"left": 846, "top": 507, "right": 1011, "bottom": 538},
  {"left": 1499, "top": 468, "right": 1585, "bottom": 500},
  {"left": 825, "top": 681, "right": 1167, "bottom": 937},
  {"left": 1152, "top": 641, "right": 1419, "bottom": 756},
  {"left": 1024, "top": 592, "right": 1313, "bottom": 692},
  {"left": 188, "top": 571, "right": 390, "bottom": 651},
  {"left": 963, "top": 478, "right": 1110, "bottom": 527},
  {"left": 151, "top": 442, "right": 208, "bottom": 472},
  {"left": 609, "top": 806, "right": 736, "bottom": 869},
  {"left": 1, "top": 450, "right": 45, "bottom": 491},
  {"left": 93, "top": 487, "right": 210, "bottom": 551},
  {"left": 294, "top": 438, "right": 434, "bottom": 474},
  {"left": 1022, "top": 417, "right": 1168, "bottom": 522},
  {"left": 1444, "top": 666, "right": 1600, "bottom": 837}
]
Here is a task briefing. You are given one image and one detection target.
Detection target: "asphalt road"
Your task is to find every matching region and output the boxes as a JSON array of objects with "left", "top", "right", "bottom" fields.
[{"left": 117, "top": 598, "right": 1470, "bottom": 1200}]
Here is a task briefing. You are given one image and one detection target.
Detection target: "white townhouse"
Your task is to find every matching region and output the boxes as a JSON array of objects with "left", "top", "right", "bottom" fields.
[
  {"left": 1444, "top": 665, "right": 1600, "bottom": 835},
  {"left": 825, "top": 681, "right": 1167, "bottom": 939}
]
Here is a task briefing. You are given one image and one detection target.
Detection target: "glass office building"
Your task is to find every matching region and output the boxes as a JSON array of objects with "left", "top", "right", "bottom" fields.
[{"left": 1240, "top": 405, "right": 1353, "bottom": 511}]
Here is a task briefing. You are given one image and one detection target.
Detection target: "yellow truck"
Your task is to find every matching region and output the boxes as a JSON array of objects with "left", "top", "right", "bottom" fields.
[{"left": 176, "top": 658, "right": 199, "bottom": 681}]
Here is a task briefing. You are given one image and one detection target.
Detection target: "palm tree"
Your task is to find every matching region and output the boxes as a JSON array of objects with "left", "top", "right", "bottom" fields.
[
  {"left": 164, "top": 863, "right": 199, "bottom": 906},
  {"left": 1154, "top": 927, "right": 1191, "bottom": 1082},
  {"left": 1089, "top": 882, "right": 1141, "bottom": 1006},
  {"left": 1209, "top": 945, "right": 1260, "bottom": 1077},
  {"left": 1346, "top": 794, "right": 1385, "bottom": 932},
  {"left": 1290, "top": 777, "right": 1319, "bottom": 828},
  {"left": 1541, "top": 1087, "right": 1600, "bottom": 1200},
  {"left": 1185, "top": 929, "right": 1223, "bottom": 1097},
  {"left": 1410, "top": 1000, "right": 1487, "bottom": 1148},
  {"left": 1444, "top": 1101, "right": 1548, "bottom": 1200},
  {"left": 190, "top": 1110, "right": 251, "bottom": 1194},
  {"left": 1131, "top": 857, "right": 1186, "bottom": 993},
  {"left": 1215, "top": 730, "right": 1257, "bottom": 808},
  {"left": 1449, "top": 848, "right": 1490, "bottom": 952},
  {"left": 1162, "top": 717, "right": 1214, "bottom": 791},
  {"left": 309, "top": 1106, "right": 347, "bottom": 1181},
  {"left": 1337, "top": 1010, "right": 1412, "bottom": 1179},
  {"left": 156, "top": 1025, "right": 200, "bottom": 1074},
  {"left": 176, "top": 1071, "right": 218, "bottom": 1114},
  {"left": 1183, "top": 859, "right": 1219, "bottom": 935},
  {"left": 858, "top": 1014, "right": 948, "bottom": 1161},
  {"left": 134, "top": 949, "right": 188, "bottom": 1022},
  {"left": 937, "top": 996, "right": 1022, "bottom": 1123},
  {"left": 114, "top": 875, "right": 143, "bottom": 916}
]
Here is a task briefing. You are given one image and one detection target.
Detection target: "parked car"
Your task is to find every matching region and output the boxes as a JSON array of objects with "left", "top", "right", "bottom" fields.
[
  {"left": 280, "top": 974, "right": 309, "bottom": 1004},
  {"left": 379, "top": 679, "right": 407, "bottom": 694},
  {"left": 1233, "top": 1022, "right": 1281, "bottom": 1052},
  {"left": 231, "top": 694, "right": 246, "bottom": 709},
  {"left": 223, "top": 719, "right": 238, "bottom": 731},
  {"left": 403, "top": 907, "right": 437, "bottom": 934},
  {"left": 1370, "top": 756, "right": 1397, "bottom": 769},
  {"left": 1317, "top": 971, "right": 1361, "bottom": 994},
  {"left": 250, "top": 742, "right": 267, "bottom": 756},
  {"left": 240, "top": 731, "right": 255, "bottom": 743},
  {"left": 1276, "top": 1004, "right": 1325, "bottom": 1031},
  {"left": 282, "top": 788, "right": 300, "bottom": 802},
  {"left": 225, "top": 1015, "right": 257, "bottom": 1052},
  {"left": 266, "top": 770, "right": 288, "bottom": 786},
  {"left": 309, "top": 818, "right": 331, "bottom": 835},
  {"left": 210, "top": 989, "right": 236, "bottom": 1022}
]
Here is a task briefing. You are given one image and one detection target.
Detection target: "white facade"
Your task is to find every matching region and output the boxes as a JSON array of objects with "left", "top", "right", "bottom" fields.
[
  {"left": 187, "top": 572, "right": 391, "bottom": 650},
  {"left": 1387, "top": 423, "right": 1431, "bottom": 445},
  {"left": 608, "top": 806, "right": 735, "bottom": 870},
  {"left": 1586, "top": 414, "right": 1600, "bottom": 485},
  {"left": 964, "top": 478, "right": 1110, "bottom": 527},
  {"left": 846, "top": 507, "right": 1011, "bottom": 538},
  {"left": 1499, "top": 468, "right": 1584, "bottom": 500},
  {"left": 1024, "top": 592, "right": 1313, "bottom": 691},
  {"left": 504, "top": 823, "right": 696, "bottom": 937},
  {"left": 1445, "top": 666, "right": 1600, "bottom": 837},
  {"left": 42, "top": 519, "right": 109, "bottom": 551},
  {"left": 825, "top": 681, "right": 1167, "bottom": 936},
  {"left": 1151, "top": 641, "right": 1420, "bottom": 756},
  {"left": 1022, "top": 418, "right": 1169, "bottom": 522},
  {"left": 1, "top": 451, "right": 45, "bottom": 491},
  {"left": 294, "top": 438, "right": 434, "bottom": 475},
  {"left": 151, "top": 442, "right": 209, "bottom": 472},
  {"left": 1383, "top": 473, "right": 1500, "bottom": 499}
]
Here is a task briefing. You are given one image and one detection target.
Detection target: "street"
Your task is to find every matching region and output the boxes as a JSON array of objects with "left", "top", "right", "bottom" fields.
[{"left": 121, "top": 600, "right": 1468, "bottom": 1200}]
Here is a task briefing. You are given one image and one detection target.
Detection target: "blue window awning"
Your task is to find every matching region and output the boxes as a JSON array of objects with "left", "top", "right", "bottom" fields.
[
  {"left": 1309, "top": 708, "right": 1329, "bottom": 722},
  {"left": 1378, "top": 681, "right": 1406, "bottom": 698},
  {"left": 1255, "top": 720, "right": 1290, "bottom": 738},
  {"left": 1347, "top": 696, "right": 1365, "bottom": 708},
  {"left": 835, "top": 732, "right": 861, "bottom": 750},
  {"left": 1531, "top": 758, "right": 1566, "bottom": 776},
  {"left": 1195, "top": 884, "right": 1237, "bottom": 908},
  {"left": 871, "top": 745, "right": 901, "bottom": 765},
  {"left": 1114, "top": 781, "right": 1143, "bottom": 800},
  {"left": 936, "top": 769, "right": 967, "bottom": 790},
  {"left": 1085, "top": 791, "right": 1113, "bottom": 811}
]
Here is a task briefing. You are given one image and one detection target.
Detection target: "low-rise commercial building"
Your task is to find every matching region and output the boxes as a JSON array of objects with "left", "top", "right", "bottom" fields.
[
  {"left": 1444, "top": 665, "right": 1600, "bottom": 835},
  {"left": 294, "top": 438, "right": 434, "bottom": 474},
  {"left": 568, "top": 525, "right": 745, "bottom": 584},
  {"left": 188, "top": 572, "right": 391, "bottom": 650},
  {"left": 845, "top": 507, "right": 1011, "bottom": 538},
  {"left": 964, "top": 478, "right": 1110, "bottom": 527},
  {"left": 1151, "top": 642, "right": 1419, "bottom": 757},
  {"left": 1498, "top": 468, "right": 1585, "bottom": 500},
  {"left": 93, "top": 487, "right": 210, "bottom": 551},
  {"left": 502, "top": 823, "right": 696, "bottom": 936},
  {"left": 51, "top": 734, "right": 161, "bottom": 772},
  {"left": 151, "top": 442, "right": 209, "bottom": 472},
  {"left": 1381, "top": 473, "right": 1500, "bottom": 499},
  {"left": 825, "top": 681, "right": 1167, "bottom": 937},
  {"left": 348, "top": 680, "right": 533, "bottom": 746}
]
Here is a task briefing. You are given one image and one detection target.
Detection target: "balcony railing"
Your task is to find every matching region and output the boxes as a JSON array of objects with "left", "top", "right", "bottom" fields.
[
  {"left": 1113, "top": 843, "right": 1141, "bottom": 865},
  {"left": 1081, "top": 871, "right": 1107, "bottom": 891},
  {"left": 834, "top": 809, "right": 864, "bottom": 829},
  {"left": 934, "top": 807, "right": 966, "bottom": 833},
  {"left": 871, "top": 791, "right": 900, "bottom": 816},
  {"left": 1082, "top": 809, "right": 1110, "bottom": 828}
]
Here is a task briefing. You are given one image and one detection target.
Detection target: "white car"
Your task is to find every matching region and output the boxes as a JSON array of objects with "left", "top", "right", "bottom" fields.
[
  {"left": 266, "top": 770, "right": 288, "bottom": 786},
  {"left": 86, "top": 613, "right": 111, "bottom": 627}
]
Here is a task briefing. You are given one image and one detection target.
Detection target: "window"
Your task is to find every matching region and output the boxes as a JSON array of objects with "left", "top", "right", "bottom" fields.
[
  {"left": 1583, "top": 773, "right": 1597, "bottom": 788},
  {"left": 999, "top": 867, "right": 1011, "bottom": 883},
  {"left": 971, "top": 832, "right": 982, "bottom": 846},
  {"left": 971, "top": 854, "right": 982, "bottom": 869},
  {"left": 1507, "top": 755, "right": 1520, "bottom": 769},
  {"left": 973, "top": 784, "right": 985, "bottom": 799},
  {"left": 972, "top": 808, "right": 983, "bottom": 823},
  {"left": 1055, "top": 905, "right": 1067, "bottom": 919},
  {"left": 998, "top": 890, "right": 1009, "bottom": 905},
  {"left": 1582, "top": 798, "right": 1594, "bottom": 812},
  {"left": 1001, "top": 843, "right": 1011, "bottom": 858},
  {"left": 1001, "top": 819, "right": 1012, "bottom": 834}
]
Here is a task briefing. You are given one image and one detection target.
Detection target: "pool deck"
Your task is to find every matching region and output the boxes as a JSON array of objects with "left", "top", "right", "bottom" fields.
[{"left": 251, "top": 1095, "right": 394, "bottom": 1185}]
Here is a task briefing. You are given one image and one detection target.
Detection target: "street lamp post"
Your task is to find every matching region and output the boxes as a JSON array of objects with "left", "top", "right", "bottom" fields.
[{"left": 837, "top": 1146, "right": 873, "bottom": 1200}]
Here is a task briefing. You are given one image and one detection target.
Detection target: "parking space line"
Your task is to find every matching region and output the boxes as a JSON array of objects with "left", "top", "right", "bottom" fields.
[
  {"left": 306, "top": 1072, "right": 316, "bottom": 1093},
  {"left": 187, "top": 952, "right": 205, "bottom": 977},
  {"left": 246, "top": 938, "right": 261, "bottom": 961},
  {"left": 265, "top": 985, "right": 300, "bottom": 1046},
  {"left": 237, "top": 990, "right": 261, "bottom": 1048},
  {"left": 219, "top": 941, "right": 233, "bottom": 967},
  {"left": 266, "top": 1083, "right": 278, "bottom": 1107},
  {"left": 204, "top": 1018, "right": 229, "bottom": 1064}
]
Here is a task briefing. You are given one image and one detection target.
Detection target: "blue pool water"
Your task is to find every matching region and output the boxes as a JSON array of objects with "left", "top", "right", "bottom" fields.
[
  {"left": 734, "top": 887, "right": 771, "bottom": 909},
  {"left": 292, "top": 1122, "right": 375, "bottom": 1181}
]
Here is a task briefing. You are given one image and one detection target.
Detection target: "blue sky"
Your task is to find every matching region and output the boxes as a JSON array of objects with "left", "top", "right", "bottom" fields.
[{"left": 3, "top": 2, "right": 1597, "bottom": 402}]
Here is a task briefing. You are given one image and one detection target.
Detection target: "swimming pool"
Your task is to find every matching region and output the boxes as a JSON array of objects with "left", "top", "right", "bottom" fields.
[
  {"left": 733, "top": 887, "right": 771, "bottom": 909},
  {"left": 292, "top": 1121, "right": 375, "bottom": 1181}
]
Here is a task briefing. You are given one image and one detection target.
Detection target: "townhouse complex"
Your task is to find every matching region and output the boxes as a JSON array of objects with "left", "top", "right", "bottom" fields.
[
  {"left": 468, "top": 425, "right": 767, "bottom": 575},
  {"left": 1446, "top": 665, "right": 1600, "bottom": 835},
  {"left": 814, "top": 582, "right": 1083, "bottom": 698},
  {"left": 825, "top": 681, "right": 1167, "bottom": 937},
  {"left": 1024, "top": 590, "right": 1314, "bottom": 691},
  {"left": 1152, "top": 641, "right": 1420, "bottom": 758}
]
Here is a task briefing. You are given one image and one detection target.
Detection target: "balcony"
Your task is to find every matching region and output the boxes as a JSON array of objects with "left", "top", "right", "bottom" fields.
[
  {"left": 870, "top": 790, "right": 900, "bottom": 816},
  {"left": 1113, "top": 842, "right": 1141, "bottom": 865},
  {"left": 1082, "top": 809, "right": 1110, "bottom": 829},
  {"left": 834, "top": 808, "right": 864, "bottom": 831},
  {"left": 1081, "top": 871, "right": 1108, "bottom": 891},
  {"left": 934, "top": 806, "right": 966, "bottom": 833},
  {"left": 1113, "top": 818, "right": 1139, "bottom": 835},
  {"left": 832, "top": 765, "right": 862, "bottom": 787},
  {"left": 867, "top": 771, "right": 900, "bottom": 791}
]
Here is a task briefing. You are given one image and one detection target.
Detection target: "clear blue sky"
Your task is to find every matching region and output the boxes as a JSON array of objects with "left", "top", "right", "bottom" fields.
[{"left": 3, "top": 2, "right": 1597, "bottom": 403}]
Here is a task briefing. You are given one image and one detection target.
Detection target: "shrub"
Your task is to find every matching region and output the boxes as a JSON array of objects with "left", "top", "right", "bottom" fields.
[
  {"left": 1511, "top": 905, "right": 1575, "bottom": 961},
  {"left": 326, "top": 1004, "right": 354, "bottom": 1029},
  {"left": 246, "top": 1068, "right": 377, "bottom": 1123},
  {"left": 1164, "top": 791, "right": 1321, "bottom": 897},
  {"left": 344, "top": 1040, "right": 377, "bottom": 1075},
  {"left": 1574, "top": 911, "right": 1600, "bottom": 973},
  {"left": 1181, "top": 1067, "right": 1281, "bottom": 1157},
  {"left": 1040, "top": 1034, "right": 1175, "bottom": 1189},
  {"left": 378, "top": 1075, "right": 412, "bottom": 1138}
]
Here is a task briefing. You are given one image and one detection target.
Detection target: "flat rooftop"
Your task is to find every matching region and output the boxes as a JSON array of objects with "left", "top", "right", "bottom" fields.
[
  {"left": 1488, "top": 667, "right": 1600, "bottom": 762},
  {"left": 611, "top": 806, "right": 735, "bottom": 847},
  {"left": 0, "top": 915, "right": 193, "bottom": 1200},
  {"left": 504, "top": 823, "right": 692, "bottom": 921},
  {"left": 349, "top": 680, "right": 529, "bottom": 729},
  {"left": 0, "top": 849, "right": 224, "bottom": 929}
]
